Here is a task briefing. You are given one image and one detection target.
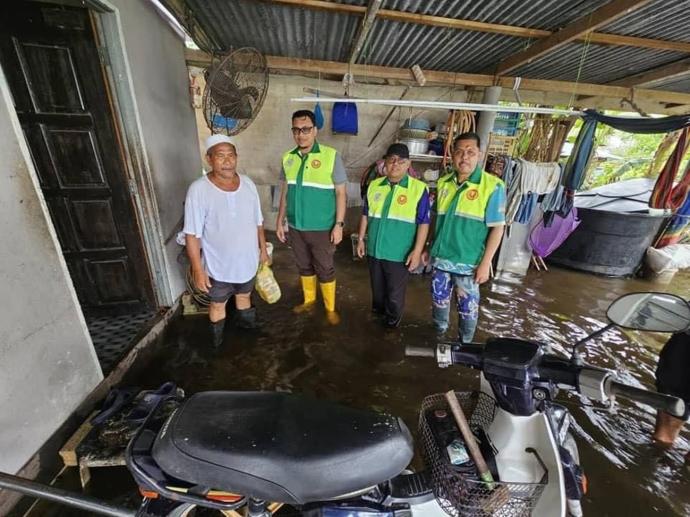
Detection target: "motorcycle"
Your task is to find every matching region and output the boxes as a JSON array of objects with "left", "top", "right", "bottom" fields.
[{"left": 1, "top": 291, "right": 688, "bottom": 517}]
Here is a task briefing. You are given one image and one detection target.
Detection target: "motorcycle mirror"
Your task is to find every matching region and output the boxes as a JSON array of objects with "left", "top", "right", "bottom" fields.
[{"left": 607, "top": 292, "right": 690, "bottom": 333}]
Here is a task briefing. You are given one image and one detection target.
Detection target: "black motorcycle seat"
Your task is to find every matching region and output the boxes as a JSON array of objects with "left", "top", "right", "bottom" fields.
[{"left": 152, "top": 391, "right": 414, "bottom": 504}]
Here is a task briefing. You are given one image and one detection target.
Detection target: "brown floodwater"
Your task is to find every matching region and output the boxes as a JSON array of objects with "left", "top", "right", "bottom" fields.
[{"left": 18, "top": 242, "right": 690, "bottom": 516}]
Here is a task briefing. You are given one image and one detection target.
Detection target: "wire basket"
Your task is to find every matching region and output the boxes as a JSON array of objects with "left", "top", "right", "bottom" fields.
[{"left": 419, "top": 392, "right": 547, "bottom": 517}]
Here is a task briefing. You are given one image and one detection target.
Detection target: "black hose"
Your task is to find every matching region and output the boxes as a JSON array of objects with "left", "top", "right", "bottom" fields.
[
  {"left": 0, "top": 471, "right": 135, "bottom": 517},
  {"left": 609, "top": 381, "right": 686, "bottom": 418}
]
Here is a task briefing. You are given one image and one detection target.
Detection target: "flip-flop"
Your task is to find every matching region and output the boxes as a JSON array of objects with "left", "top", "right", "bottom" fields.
[{"left": 91, "top": 386, "right": 139, "bottom": 426}]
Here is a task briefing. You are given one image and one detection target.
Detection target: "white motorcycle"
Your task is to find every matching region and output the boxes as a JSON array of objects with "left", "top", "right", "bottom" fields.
[{"left": 0, "top": 292, "right": 688, "bottom": 517}]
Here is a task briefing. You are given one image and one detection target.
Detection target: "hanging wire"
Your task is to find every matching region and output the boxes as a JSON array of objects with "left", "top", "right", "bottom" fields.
[{"left": 569, "top": 26, "right": 593, "bottom": 109}]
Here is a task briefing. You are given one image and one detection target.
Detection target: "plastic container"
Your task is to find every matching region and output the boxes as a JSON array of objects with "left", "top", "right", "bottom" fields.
[{"left": 547, "top": 208, "right": 668, "bottom": 277}]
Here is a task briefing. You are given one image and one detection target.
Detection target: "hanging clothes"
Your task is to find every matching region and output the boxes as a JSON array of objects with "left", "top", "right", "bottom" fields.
[
  {"left": 656, "top": 195, "right": 690, "bottom": 248},
  {"left": 562, "top": 118, "right": 597, "bottom": 192},
  {"left": 582, "top": 109, "right": 690, "bottom": 134},
  {"left": 650, "top": 127, "right": 690, "bottom": 210}
]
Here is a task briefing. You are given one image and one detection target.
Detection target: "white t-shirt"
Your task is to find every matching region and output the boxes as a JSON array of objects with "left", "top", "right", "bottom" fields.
[{"left": 183, "top": 174, "right": 263, "bottom": 283}]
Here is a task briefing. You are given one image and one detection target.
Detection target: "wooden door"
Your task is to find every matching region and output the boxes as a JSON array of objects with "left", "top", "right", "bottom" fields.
[{"left": 0, "top": 2, "right": 154, "bottom": 314}]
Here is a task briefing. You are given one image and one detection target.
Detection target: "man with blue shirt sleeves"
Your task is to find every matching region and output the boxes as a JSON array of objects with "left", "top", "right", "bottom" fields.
[
  {"left": 356, "top": 143, "right": 430, "bottom": 328},
  {"left": 423, "top": 132, "right": 506, "bottom": 344}
]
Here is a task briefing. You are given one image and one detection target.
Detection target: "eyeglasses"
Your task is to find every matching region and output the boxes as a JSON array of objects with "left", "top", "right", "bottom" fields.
[
  {"left": 385, "top": 156, "right": 408, "bottom": 165},
  {"left": 291, "top": 126, "right": 314, "bottom": 135},
  {"left": 453, "top": 148, "right": 479, "bottom": 157}
]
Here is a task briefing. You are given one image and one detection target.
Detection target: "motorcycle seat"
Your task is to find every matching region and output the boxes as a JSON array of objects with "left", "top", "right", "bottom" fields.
[{"left": 152, "top": 391, "right": 414, "bottom": 504}]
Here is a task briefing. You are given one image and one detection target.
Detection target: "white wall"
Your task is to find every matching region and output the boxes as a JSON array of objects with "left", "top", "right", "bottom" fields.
[
  {"left": 193, "top": 74, "right": 468, "bottom": 229},
  {"left": 0, "top": 69, "right": 102, "bottom": 475},
  {"left": 107, "top": 0, "right": 202, "bottom": 301}
]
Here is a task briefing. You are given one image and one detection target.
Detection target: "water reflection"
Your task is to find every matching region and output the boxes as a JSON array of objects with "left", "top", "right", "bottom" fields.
[{"left": 128, "top": 247, "right": 689, "bottom": 516}]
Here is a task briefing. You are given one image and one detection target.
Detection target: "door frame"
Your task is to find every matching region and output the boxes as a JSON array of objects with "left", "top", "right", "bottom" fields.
[
  {"left": 19, "top": 0, "right": 187, "bottom": 308},
  {"left": 88, "top": 0, "right": 181, "bottom": 307}
]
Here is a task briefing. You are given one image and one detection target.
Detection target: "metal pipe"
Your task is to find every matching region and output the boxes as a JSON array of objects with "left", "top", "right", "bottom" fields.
[
  {"left": 291, "top": 96, "right": 584, "bottom": 116},
  {"left": 0, "top": 471, "right": 135, "bottom": 517},
  {"left": 476, "top": 86, "right": 502, "bottom": 153}
]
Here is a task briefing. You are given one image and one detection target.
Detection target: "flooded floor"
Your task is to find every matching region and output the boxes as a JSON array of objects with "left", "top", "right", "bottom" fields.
[{"left": 23, "top": 242, "right": 690, "bottom": 516}]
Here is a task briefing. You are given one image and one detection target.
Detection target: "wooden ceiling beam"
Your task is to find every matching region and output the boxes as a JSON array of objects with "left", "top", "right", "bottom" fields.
[
  {"left": 492, "top": 0, "right": 654, "bottom": 76},
  {"left": 260, "top": 0, "right": 690, "bottom": 54},
  {"left": 185, "top": 49, "right": 690, "bottom": 107},
  {"left": 348, "top": 0, "right": 383, "bottom": 65}
]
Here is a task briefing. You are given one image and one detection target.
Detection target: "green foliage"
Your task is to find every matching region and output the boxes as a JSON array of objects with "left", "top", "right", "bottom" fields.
[{"left": 582, "top": 130, "right": 666, "bottom": 189}]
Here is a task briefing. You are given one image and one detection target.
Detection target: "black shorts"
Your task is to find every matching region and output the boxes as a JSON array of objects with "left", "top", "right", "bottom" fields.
[
  {"left": 208, "top": 277, "right": 255, "bottom": 303},
  {"left": 655, "top": 332, "right": 690, "bottom": 420}
]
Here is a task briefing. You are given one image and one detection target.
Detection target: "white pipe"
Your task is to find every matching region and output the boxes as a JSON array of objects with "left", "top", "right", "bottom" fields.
[{"left": 290, "top": 96, "right": 583, "bottom": 116}]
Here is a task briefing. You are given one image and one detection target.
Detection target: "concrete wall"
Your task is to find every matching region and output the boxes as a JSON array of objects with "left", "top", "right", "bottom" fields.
[
  {"left": 192, "top": 74, "right": 468, "bottom": 230},
  {"left": 106, "top": 0, "right": 202, "bottom": 301},
  {"left": 0, "top": 68, "right": 102, "bottom": 475}
]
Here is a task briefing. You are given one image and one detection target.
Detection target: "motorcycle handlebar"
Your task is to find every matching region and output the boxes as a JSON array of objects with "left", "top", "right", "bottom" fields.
[
  {"left": 404, "top": 346, "right": 436, "bottom": 358},
  {"left": 608, "top": 380, "right": 686, "bottom": 419}
]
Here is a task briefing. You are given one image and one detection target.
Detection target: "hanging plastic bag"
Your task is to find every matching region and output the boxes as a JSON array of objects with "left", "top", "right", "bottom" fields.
[{"left": 256, "top": 263, "right": 281, "bottom": 304}]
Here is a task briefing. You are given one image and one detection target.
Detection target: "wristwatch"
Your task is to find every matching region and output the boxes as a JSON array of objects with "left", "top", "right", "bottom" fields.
[{"left": 335, "top": 221, "right": 345, "bottom": 228}]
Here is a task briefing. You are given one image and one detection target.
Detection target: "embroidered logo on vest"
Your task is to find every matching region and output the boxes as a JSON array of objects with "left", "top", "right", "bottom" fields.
[
  {"left": 397, "top": 194, "right": 408, "bottom": 205},
  {"left": 311, "top": 159, "right": 321, "bottom": 169},
  {"left": 466, "top": 189, "right": 479, "bottom": 201}
]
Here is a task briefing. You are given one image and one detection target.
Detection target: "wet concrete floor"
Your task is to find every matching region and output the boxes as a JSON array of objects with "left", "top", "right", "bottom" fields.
[{"left": 23, "top": 241, "right": 690, "bottom": 516}]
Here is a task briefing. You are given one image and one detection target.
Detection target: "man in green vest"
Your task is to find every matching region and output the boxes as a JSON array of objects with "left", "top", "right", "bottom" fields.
[
  {"left": 276, "top": 110, "right": 347, "bottom": 324},
  {"left": 423, "top": 132, "right": 506, "bottom": 343},
  {"left": 356, "top": 143, "right": 430, "bottom": 328}
]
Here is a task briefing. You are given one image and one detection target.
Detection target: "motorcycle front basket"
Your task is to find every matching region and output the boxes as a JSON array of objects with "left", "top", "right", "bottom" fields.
[{"left": 419, "top": 391, "right": 547, "bottom": 517}]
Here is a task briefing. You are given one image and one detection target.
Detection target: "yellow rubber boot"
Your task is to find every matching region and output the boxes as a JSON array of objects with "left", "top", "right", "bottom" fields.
[
  {"left": 320, "top": 280, "right": 340, "bottom": 325},
  {"left": 293, "top": 275, "right": 317, "bottom": 313}
]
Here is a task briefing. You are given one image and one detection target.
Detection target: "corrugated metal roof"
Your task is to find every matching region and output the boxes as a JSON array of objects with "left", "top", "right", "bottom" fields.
[
  {"left": 601, "top": 0, "right": 690, "bottom": 43},
  {"left": 651, "top": 75, "right": 690, "bottom": 93},
  {"left": 188, "top": 0, "right": 360, "bottom": 60},
  {"left": 512, "top": 43, "right": 686, "bottom": 84},
  {"left": 178, "top": 0, "right": 690, "bottom": 89},
  {"left": 360, "top": 23, "right": 528, "bottom": 72},
  {"left": 380, "top": 0, "right": 609, "bottom": 30}
]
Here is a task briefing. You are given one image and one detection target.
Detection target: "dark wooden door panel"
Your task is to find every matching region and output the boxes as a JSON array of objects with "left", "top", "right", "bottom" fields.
[
  {"left": 1, "top": 2, "right": 153, "bottom": 314},
  {"left": 13, "top": 39, "right": 86, "bottom": 114},
  {"left": 87, "top": 258, "right": 141, "bottom": 304},
  {"left": 43, "top": 127, "right": 108, "bottom": 188},
  {"left": 70, "top": 198, "right": 123, "bottom": 250}
]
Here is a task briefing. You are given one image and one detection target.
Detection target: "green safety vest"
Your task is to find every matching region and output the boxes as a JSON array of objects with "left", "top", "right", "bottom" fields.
[
  {"left": 283, "top": 142, "right": 337, "bottom": 231},
  {"left": 366, "top": 174, "right": 428, "bottom": 262},
  {"left": 431, "top": 166, "right": 504, "bottom": 266}
]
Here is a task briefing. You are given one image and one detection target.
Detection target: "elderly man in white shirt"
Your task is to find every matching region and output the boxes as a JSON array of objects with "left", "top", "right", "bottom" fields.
[{"left": 184, "top": 134, "right": 269, "bottom": 347}]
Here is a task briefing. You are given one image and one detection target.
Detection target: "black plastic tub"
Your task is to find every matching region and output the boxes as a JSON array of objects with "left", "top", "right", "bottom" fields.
[{"left": 547, "top": 208, "right": 668, "bottom": 277}]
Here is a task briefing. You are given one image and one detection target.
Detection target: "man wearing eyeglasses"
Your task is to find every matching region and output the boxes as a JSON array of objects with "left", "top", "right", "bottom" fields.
[
  {"left": 423, "top": 132, "right": 506, "bottom": 344},
  {"left": 276, "top": 110, "right": 347, "bottom": 324},
  {"left": 356, "top": 143, "right": 430, "bottom": 328}
]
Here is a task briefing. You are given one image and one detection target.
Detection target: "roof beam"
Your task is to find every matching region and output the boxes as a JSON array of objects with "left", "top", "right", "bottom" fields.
[
  {"left": 492, "top": 0, "right": 654, "bottom": 76},
  {"left": 261, "top": 0, "right": 690, "bottom": 54},
  {"left": 185, "top": 49, "right": 690, "bottom": 107},
  {"left": 348, "top": 0, "right": 383, "bottom": 65}
]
